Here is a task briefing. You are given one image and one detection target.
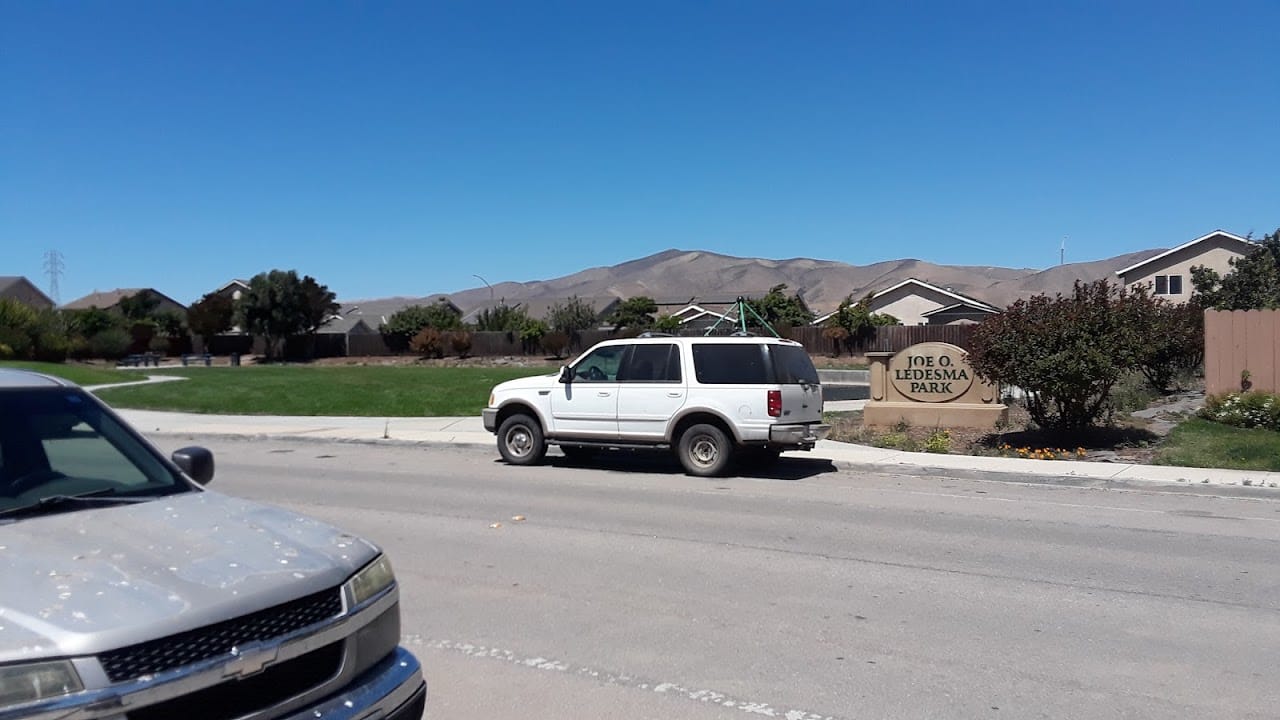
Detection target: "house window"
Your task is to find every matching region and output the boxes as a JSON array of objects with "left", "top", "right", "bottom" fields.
[{"left": 1154, "top": 275, "right": 1183, "bottom": 295}]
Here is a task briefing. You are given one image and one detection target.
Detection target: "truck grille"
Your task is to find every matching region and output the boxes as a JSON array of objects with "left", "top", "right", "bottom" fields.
[
  {"left": 99, "top": 587, "right": 343, "bottom": 682},
  {"left": 126, "top": 641, "right": 344, "bottom": 720}
]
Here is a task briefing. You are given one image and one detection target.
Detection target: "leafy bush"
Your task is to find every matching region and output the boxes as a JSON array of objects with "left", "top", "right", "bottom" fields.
[
  {"left": 382, "top": 302, "right": 462, "bottom": 352},
  {"left": 409, "top": 327, "right": 444, "bottom": 358},
  {"left": 924, "top": 429, "right": 951, "bottom": 454},
  {"left": 32, "top": 331, "right": 69, "bottom": 362},
  {"left": 1199, "top": 391, "right": 1280, "bottom": 431},
  {"left": 969, "top": 280, "right": 1193, "bottom": 430},
  {"left": 89, "top": 328, "right": 132, "bottom": 359},
  {"left": 541, "top": 331, "right": 569, "bottom": 359},
  {"left": 0, "top": 326, "right": 31, "bottom": 359},
  {"left": 449, "top": 330, "right": 473, "bottom": 358},
  {"left": 518, "top": 319, "right": 549, "bottom": 353}
]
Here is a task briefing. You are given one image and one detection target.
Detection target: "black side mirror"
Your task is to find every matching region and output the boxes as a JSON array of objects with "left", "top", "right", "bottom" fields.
[
  {"left": 559, "top": 366, "right": 574, "bottom": 383},
  {"left": 172, "top": 446, "right": 215, "bottom": 485}
]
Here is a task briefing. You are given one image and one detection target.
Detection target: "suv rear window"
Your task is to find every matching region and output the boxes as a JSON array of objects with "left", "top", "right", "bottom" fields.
[
  {"left": 769, "top": 345, "right": 819, "bottom": 384},
  {"left": 692, "top": 344, "right": 768, "bottom": 384}
]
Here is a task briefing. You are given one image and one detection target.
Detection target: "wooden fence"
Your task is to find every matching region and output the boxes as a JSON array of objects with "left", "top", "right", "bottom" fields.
[
  {"left": 1204, "top": 309, "right": 1280, "bottom": 395},
  {"left": 200, "top": 323, "right": 978, "bottom": 361}
]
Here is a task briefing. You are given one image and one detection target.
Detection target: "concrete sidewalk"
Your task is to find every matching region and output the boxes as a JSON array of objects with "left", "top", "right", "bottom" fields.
[{"left": 115, "top": 408, "right": 1280, "bottom": 491}]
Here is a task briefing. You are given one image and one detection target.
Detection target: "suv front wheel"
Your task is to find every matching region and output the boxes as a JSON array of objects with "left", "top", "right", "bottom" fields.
[
  {"left": 498, "top": 414, "right": 547, "bottom": 465},
  {"left": 677, "top": 423, "right": 732, "bottom": 477}
]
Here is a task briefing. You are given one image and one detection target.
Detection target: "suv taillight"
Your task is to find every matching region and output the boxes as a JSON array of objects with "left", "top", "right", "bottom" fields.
[{"left": 767, "top": 390, "right": 781, "bottom": 417}]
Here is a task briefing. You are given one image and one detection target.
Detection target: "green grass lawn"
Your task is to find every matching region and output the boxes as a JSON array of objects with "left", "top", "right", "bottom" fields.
[
  {"left": 1155, "top": 418, "right": 1280, "bottom": 472},
  {"left": 93, "top": 365, "right": 552, "bottom": 416},
  {"left": 0, "top": 360, "right": 134, "bottom": 386}
]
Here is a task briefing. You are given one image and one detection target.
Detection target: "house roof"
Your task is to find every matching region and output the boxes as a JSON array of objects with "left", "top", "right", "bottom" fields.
[
  {"left": 62, "top": 288, "right": 187, "bottom": 311},
  {"left": 0, "top": 276, "right": 55, "bottom": 307},
  {"left": 216, "top": 279, "right": 250, "bottom": 293},
  {"left": 920, "top": 302, "right": 1001, "bottom": 318},
  {"left": 1114, "top": 230, "right": 1255, "bottom": 278},
  {"left": 870, "top": 278, "right": 1001, "bottom": 312}
]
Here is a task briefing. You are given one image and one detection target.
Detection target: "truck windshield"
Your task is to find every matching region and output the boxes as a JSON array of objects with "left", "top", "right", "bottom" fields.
[{"left": 0, "top": 388, "right": 189, "bottom": 513}]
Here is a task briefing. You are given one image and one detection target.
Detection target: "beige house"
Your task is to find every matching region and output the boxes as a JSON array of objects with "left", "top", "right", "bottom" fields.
[
  {"left": 815, "top": 278, "right": 1000, "bottom": 326},
  {"left": 1115, "top": 230, "right": 1255, "bottom": 303}
]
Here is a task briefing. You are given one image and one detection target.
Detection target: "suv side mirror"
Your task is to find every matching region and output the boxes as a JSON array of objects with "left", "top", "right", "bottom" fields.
[
  {"left": 559, "top": 366, "right": 574, "bottom": 383},
  {"left": 172, "top": 446, "right": 215, "bottom": 485}
]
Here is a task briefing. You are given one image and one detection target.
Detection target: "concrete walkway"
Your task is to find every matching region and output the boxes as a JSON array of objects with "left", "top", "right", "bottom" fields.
[{"left": 111, "top": 404, "right": 1280, "bottom": 492}]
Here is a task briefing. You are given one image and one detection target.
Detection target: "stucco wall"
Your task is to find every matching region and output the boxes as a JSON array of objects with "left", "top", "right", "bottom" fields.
[
  {"left": 870, "top": 286, "right": 950, "bottom": 325},
  {"left": 1122, "top": 235, "right": 1252, "bottom": 304}
]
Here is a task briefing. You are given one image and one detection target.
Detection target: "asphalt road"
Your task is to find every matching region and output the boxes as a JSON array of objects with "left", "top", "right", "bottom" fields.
[{"left": 152, "top": 436, "right": 1280, "bottom": 720}]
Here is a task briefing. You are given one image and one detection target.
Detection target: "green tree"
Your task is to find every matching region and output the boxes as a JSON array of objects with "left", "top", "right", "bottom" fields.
[
  {"left": 472, "top": 302, "right": 530, "bottom": 332},
  {"left": 744, "top": 285, "right": 813, "bottom": 332},
  {"left": 64, "top": 307, "right": 123, "bottom": 339},
  {"left": 381, "top": 300, "right": 462, "bottom": 352},
  {"left": 117, "top": 290, "right": 161, "bottom": 321},
  {"left": 546, "top": 296, "right": 598, "bottom": 346},
  {"left": 969, "top": 280, "right": 1146, "bottom": 430},
  {"left": 1117, "top": 285, "right": 1205, "bottom": 393},
  {"left": 236, "top": 270, "right": 339, "bottom": 359},
  {"left": 609, "top": 296, "right": 658, "bottom": 331},
  {"left": 824, "top": 293, "right": 900, "bottom": 352},
  {"left": 1192, "top": 228, "right": 1280, "bottom": 309},
  {"left": 187, "top": 292, "right": 236, "bottom": 348},
  {"left": 653, "top": 314, "right": 682, "bottom": 333}
]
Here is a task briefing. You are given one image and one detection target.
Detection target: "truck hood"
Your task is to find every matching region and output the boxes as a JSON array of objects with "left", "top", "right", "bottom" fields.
[
  {"left": 0, "top": 491, "right": 378, "bottom": 663},
  {"left": 494, "top": 371, "right": 561, "bottom": 395}
]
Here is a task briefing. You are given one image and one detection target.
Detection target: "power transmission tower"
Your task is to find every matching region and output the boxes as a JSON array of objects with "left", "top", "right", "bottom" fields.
[{"left": 43, "top": 250, "right": 65, "bottom": 304}]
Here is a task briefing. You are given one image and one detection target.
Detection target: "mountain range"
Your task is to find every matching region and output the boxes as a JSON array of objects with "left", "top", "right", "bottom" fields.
[{"left": 364, "top": 248, "right": 1163, "bottom": 317}]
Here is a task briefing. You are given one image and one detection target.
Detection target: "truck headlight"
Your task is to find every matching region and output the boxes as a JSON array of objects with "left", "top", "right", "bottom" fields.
[
  {"left": 0, "top": 660, "right": 83, "bottom": 707},
  {"left": 345, "top": 555, "right": 396, "bottom": 607}
]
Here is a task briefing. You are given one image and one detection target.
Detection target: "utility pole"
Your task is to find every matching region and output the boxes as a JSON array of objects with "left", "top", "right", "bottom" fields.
[
  {"left": 1060, "top": 237, "right": 1066, "bottom": 266},
  {"left": 43, "top": 250, "right": 64, "bottom": 304}
]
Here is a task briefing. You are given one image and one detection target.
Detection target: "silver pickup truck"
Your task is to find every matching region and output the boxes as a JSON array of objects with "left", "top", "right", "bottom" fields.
[{"left": 0, "top": 369, "right": 426, "bottom": 720}]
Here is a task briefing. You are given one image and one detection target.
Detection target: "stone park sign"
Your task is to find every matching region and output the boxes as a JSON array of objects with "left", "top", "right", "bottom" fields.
[{"left": 864, "top": 342, "right": 1008, "bottom": 428}]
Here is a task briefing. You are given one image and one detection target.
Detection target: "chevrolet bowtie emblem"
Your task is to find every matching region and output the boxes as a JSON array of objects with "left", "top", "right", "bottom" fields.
[{"left": 224, "top": 644, "right": 279, "bottom": 678}]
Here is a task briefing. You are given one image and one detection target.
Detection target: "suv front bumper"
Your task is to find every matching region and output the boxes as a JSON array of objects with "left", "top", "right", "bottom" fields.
[
  {"left": 768, "top": 423, "right": 831, "bottom": 448},
  {"left": 481, "top": 408, "right": 498, "bottom": 433},
  {"left": 282, "top": 646, "right": 425, "bottom": 720}
]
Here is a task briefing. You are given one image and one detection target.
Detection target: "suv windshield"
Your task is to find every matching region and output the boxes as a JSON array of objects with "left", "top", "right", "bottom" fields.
[{"left": 0, "top": 387, "right": 190, "bottom": 513}]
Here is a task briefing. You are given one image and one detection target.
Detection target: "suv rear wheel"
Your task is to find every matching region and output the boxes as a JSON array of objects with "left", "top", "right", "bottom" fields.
[
  {"left": 677, "top": 423, "right": 732, "bottom": 477},
  {"left": 498, "top": 414, "right": 546, "bottom": 465}
]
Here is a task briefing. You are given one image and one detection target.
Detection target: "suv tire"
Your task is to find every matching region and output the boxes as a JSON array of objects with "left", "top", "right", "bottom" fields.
[
  {"left": 498, "top": 414, "right": 547, "bottom": 465},
  {"left": 677, "top": 423, "right": 732, "bottom": 477}
]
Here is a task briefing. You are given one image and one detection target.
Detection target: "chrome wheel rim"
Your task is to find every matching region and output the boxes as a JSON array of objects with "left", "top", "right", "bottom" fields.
[
  {"left": 690, "top": 435, "right": 719, "bottom": 467},
  {"left": 505, "top": 426, "right": 533, "bottom": 457}
]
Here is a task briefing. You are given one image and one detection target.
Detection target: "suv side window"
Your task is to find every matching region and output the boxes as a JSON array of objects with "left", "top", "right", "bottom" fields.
[
  {"left": 692, "top": 344, "right": 768, "bottom": 384},
  {"left": 573, "top": 345, "right": 627, "bottom": 382},
  {"left": 769, "top": 345, "right": 819, "bottom": 383},
  {"left": 621, "top": 343, "right": 681, "bottom": 383}
]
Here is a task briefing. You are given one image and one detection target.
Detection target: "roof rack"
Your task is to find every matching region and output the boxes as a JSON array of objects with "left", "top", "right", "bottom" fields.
[{"left": 637, "top": 331, "right": 675, "bottom": 338}]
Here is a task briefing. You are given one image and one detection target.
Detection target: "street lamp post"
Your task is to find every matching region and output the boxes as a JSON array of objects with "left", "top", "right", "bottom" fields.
[{"left": 473, "top": 274, "right": 494, "bottom": 304}]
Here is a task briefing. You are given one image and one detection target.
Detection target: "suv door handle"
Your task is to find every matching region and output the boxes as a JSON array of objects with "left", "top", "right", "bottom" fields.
[
  {"left": 667, "top": 392, "right": 682, "bottom": 398},
  {"left": 597, "top": 391, "right": 611, "bottom": 397}
]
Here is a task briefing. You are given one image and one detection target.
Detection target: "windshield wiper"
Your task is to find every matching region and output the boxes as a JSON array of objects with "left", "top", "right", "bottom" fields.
[{"left": 0, "top": 488, "right": 150, "bottom": 521}]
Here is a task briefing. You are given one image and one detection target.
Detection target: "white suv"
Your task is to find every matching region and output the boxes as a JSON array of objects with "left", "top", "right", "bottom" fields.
[{"left": 481, "top": 335, "right": 830, "bottom": 476}]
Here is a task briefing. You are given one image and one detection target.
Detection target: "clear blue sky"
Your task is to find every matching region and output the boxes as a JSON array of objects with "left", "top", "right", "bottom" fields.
[{"left": 3, "top": 1, "right": 1277, "bottom": 305}]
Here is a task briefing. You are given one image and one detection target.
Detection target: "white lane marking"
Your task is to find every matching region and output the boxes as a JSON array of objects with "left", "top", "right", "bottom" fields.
[{"left": 405, "top": 636, "right": 843, "bottom": 720}]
